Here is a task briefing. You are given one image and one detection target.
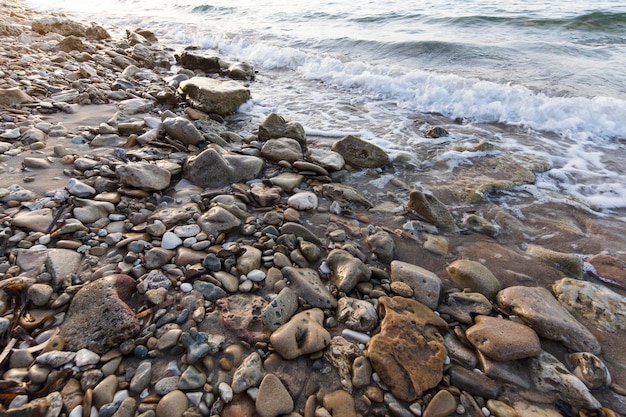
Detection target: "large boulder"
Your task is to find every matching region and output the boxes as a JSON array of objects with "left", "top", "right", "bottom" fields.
[
  {"left": 367, "top": 296, "right": 448, "bottom": 402},
  {"left": 179, "top": 77, "right": 251, "bottom": 115},
  {"left": 184, "top": 144, "right": 264, "bottom": 189},
  {"left": 59, "top": 274, "right": 140, "bottom": 354},
  {"left": 32, "top": 17, "right": 87, "bottom": 36},
  {"left": 176, "top": 51, "right": 221, "bottom": 73},
  {"left": 331, "top": 135, "right": 388, "bottom": 168}
]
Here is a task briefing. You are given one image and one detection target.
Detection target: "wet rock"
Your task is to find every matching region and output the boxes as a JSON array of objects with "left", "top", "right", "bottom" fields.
[
  {"left": 255, "top": 373, "right": 294, "bottom": 417},
  {"left": 163, "top": 117, "right": 205, "bottom": 146},
  {"left": 258, "top": 112, "right": 307, "bottom": 152},
  {"left": 179, "top": 76, "right": 251, "bottom": 115},
  {"left": 367, "top": 230, "right": 397, "bottom": 265},
  {"left": 465, "top": 315, "right": 541, "bottom": 361},
  {"left": 59, "top": 274, "right": 140, "bottom": 354},
  {"left": 227, "top": 61, "right": 255, "bottom": 80},
  {"left": 330, "top": 134, "right": 388, "bottom": 168},
  {"left": 282, "top": 266, "right": 337, "bottom": 308},
  {"left": 326, "top": 249, "right": 372, "bottom": 293},
  {"left": 437, "top": 291, "right": 493, "bottom": 324},
  {"left": 531, "top": 351, "right": 602, "bottom": 411},
  {"left": 197, "top": 206, "right": 241, "bottom": 238},
  {"left": 179, "top": 365, "right": 206, "bottom": 390},
  {"left": 270, "top": 308, "right": 331, "bottom": 360},
  {"left": 588, "top": 254, "right": 626, "bottom": 289},
  {"left": 526, "top": 244, "right": 583, "bottom": 278},
  {"left": 308, "top": 148, "right": 345, "bottom": 172},
  {"left": 117, "top": 162, "right": 172, "bottom": 191},
  {"left": 407, "top": 190, "right": 457, "bottom": 232},
  {"left": 552, "top": 277, "right": 626, "bottom": 332},
  {"left": 497, "top": 286, "right": 601, "bottom": 354},
  {"left": 424, "top": 125, "right": 449, "bottom": 138},
  {"left": 262, "top": 287, "right": 299, "bottom": 331},
  {"left": 446, "top": 259, "right": 501, "bottom": 299},
  {"left": 366, "top": 296, "right": 448, "bottom": 402},
  {"left": 185, "top": 144, "right": 264, "bottom": 188},
  {"left": 261, "top": 138, "right": 303, "bottom": 162},
  {"left": 231, "top": 351, "right": 264, "bottom": 393},
  {"left": 449, "top": 365, "right": 499, "bottom": 399},
  {"left": 269, "top": 172, "right": 304, "bottom": 193},
  {"left": 144, "top": 247, "right": 175, "bottom": 269},
  {"left": 193, "top": 280, "right": 227, "bottom": 301},
  {"left": 280, "top": 222, "right": 323, "bottom": 245},
  {"left": 337, "top": 297, "right": 378, "bottom": 332},
  {"left": 566, "top": 352, "right": 611, "bottom": 389},
  {"left": 181, "top": 328, "right": 222, "bottom": 363},
  {"left": 250, "top": 183, "right": 282, "bottom": 207},
  {"left": 390, "top": 260, "right": 441, "bottom": 309},
  {"left": 176, "top": 51, "right": 221, "bottom": 72}
]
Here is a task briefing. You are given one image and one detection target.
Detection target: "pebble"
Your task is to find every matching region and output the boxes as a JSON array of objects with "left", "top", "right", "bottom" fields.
[
  {"left": 156, "top": 390, "right": 188, "bottom": 417},
  {"left": 256, "top": 374, "right": 294, "bottom": 417}
]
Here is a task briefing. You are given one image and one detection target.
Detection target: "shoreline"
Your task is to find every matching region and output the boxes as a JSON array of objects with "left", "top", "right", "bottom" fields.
[{"left": 2, "top": 1, "right": 626, "bottom": 417}]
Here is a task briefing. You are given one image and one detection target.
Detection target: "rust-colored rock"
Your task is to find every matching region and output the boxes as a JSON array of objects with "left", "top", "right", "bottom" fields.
[{"left": 366, "top": 296, "right": 448, "bottom": 402}]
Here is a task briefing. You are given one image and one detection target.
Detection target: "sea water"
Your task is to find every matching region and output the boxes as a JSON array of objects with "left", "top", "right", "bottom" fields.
[{"left": 26, "top": 0, "right": 626, "bottom": 217}]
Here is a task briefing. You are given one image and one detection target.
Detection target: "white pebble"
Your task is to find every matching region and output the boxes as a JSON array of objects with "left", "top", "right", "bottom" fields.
[
  {"left": 456, "top": 405, "right": 466, "bottom": 414},
  {"left": 246, "top": 269, "right": 266, "bottom": 282},
  {"left": 342, "top": 328, "right": 370, "bottom": 344},
  {"left": 444, "top": 355, "right": 451, "bottom": 365},
  {"left": 319, "top": 261, "right": 331, "bottom": 274},
  {"left": 38, "top": 234, "right": 52, "bottom": 245},
  {"left": 74, "top": 349, "right": 100, "bottom": 367},
  {"left": 161, "top": 231, "right": 182, "bottom": 249},
  {"left": 246, "top": 387, "right": 259, "bottom": 401},
  {"left": 482, "top": 407, "right": 491, "bottom": 417},
  {"left": 180, "top": 283, "right": 193, "bottom": 293},
  {"left": 218, "top": 382, "right": 233, "bottom": 403},
  {"left": 186, "top": 392, "right": 203, "bottom": 406},
  {"left": 409, "top": 402, "right": 422, "bottom": 416},
  {"left": 113, "top": 390, "right": 129, "bottom": 403},
  {"left": 68, "top": 405, "right": 83, "bottom": 417}
]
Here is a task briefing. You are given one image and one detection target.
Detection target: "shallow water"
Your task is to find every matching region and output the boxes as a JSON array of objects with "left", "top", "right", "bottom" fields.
[{"left": 26, "top": 0, "right": 626, "bottom": 223}]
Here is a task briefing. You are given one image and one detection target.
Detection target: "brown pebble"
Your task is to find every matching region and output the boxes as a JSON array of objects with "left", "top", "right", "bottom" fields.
[{"left": 423, "top": 390, "right": 457, "bottom": 417}]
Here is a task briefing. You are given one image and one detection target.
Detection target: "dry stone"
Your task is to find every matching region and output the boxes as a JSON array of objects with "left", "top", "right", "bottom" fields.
[
  {"left": 59, "top": 274, "right": 140, "bottom": 354},
  {"left": 179, "top": 76, "right": 251, "bottom": 115},
  {"left": 465, "top": 315, "right": 541, "bottom": 361},
  {"left": 184, "top": 144, "right": 264, "bottom": 188},
  {"left": 270, "top": 308, "right": 331, "bottom": 360}
]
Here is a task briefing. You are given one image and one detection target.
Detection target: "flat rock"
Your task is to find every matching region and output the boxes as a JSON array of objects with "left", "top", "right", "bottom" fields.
[
  {"left": 32, "top": 16, "right": 86, "bottom": 36},
  {"left": 330, "top": 134, "right": 388, "bottom": 168},
  {"left": 73, "top": 198, "right": 115, "bottom": 224},
  {"left": 287, "top": 191, "right": 318, "bottom": 210},
  {"left": 117, "top": 162, "right": 172, "bottom": 191},
  {"left": 282, "top": 266, "right": 337, "bottom": 308},
  {"left": 446, "top": 259, "right": 501, "bottom": 299},
  {"left": 46, "top": 248, "right": 83, "bottom": 290},
  {"left": 390, "top": 260, "right": 441, "bottom": 309},
  {"left": 261, "top": 138, "right": 303, "bottom": 162},
  {"left": 326, "top": 249, "right": 372, "bottom": 293},
  {"left": 0, "top": 87, "right": 34, "bottom": 105},
  {"left": 148, "top": 202, "right": 201, "bottom": 228},
  {"left": 366, "top": 296, "right": 448, "bottom": 402},
  {"left": 423, "top": 390, "right": 457, "bottom": 417},
  {"left": 496, "top": 286, "right": 601, "bottom": 354},
  {"left": 307, "top": 148, "right": 345, "bottom": 171},
  {"left": 179, "top": 76, "right": 251, "bottom": 115},
  {"left": 437, "top": 291, "right": 493, "bottom": 324},
  {"left": 162, "top": 117, "right": 204, "bottom": 146},
  {"left": 217, "top": 294, "right": 269, "bottom": 344},
  {"left": 466, "top": 315, "right": 541, "bottom": 361},
  {"left": 323, "top": 389, "right": 357, "bottom": 417},
  {"left": 552, "top": 277, "right": 626, "bottom": 332},
  {"left": 270, "top": 308, "right": 331, "bottom": 360},
  {"left": 197, "top": 205, "right": 241, "bottom": 238},
  {"left": 269, "top": 172, "right": 304, "bottom": 192},
  {"left": 60, "top": 274, "right": 139, "bottom": 354},
  {"left": 185, "top": 144, "right": 264, "bottom": 188},
  {"left": 255, "top": 373, "right": 294, "bottom": 417},
  {"left": 588, "top": 254, "right": 626, "bottom": 289},
  {"left": 12, "top": 208, "right": 54, "bottom": 233},
  {"left": 262, "top": 287, "right": 299, "bottom": 331},
  {"left": 526, "top": 244, "right": 583, "bottom": 278},
  {"left": 407, "top": 190, "right": 457, "bottom": 232}
]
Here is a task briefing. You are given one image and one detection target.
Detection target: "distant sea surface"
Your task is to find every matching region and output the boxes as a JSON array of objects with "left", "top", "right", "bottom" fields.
[{"left": 27, "top": 0, "right": 626, "bottom": 215}]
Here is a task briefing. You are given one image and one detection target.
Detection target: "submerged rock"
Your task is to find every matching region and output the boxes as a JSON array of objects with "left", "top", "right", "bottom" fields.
[
  {"left": 331, "top": 134, "right": 388, "bottom": 168},
  {"left": 407, "top": 190, "right": 457, "bottom": 232}
]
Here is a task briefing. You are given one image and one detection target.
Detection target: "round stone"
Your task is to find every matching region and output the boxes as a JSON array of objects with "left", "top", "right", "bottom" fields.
[{"left": 156, "top": 389, "right": 188, "bottom": 417}]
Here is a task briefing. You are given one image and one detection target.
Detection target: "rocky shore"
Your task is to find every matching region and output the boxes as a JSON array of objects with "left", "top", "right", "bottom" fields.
[{"left": 2, "top": 1, "right": 626, "bottom": 417}]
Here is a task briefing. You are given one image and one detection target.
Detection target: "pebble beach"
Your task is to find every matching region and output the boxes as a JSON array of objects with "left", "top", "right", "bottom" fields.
[{"left": 1, "top": 1, "right": 626, "bottom": 417}]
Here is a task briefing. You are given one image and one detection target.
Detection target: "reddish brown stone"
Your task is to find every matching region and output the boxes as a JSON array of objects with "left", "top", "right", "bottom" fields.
[{"left": 366, "top": 296, "right": 448, "bottom": 402}]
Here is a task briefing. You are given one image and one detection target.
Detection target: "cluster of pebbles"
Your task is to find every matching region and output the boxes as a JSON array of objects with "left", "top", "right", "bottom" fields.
[{"left": 2, "top": 1, "right": 626, "bottom": 417}]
